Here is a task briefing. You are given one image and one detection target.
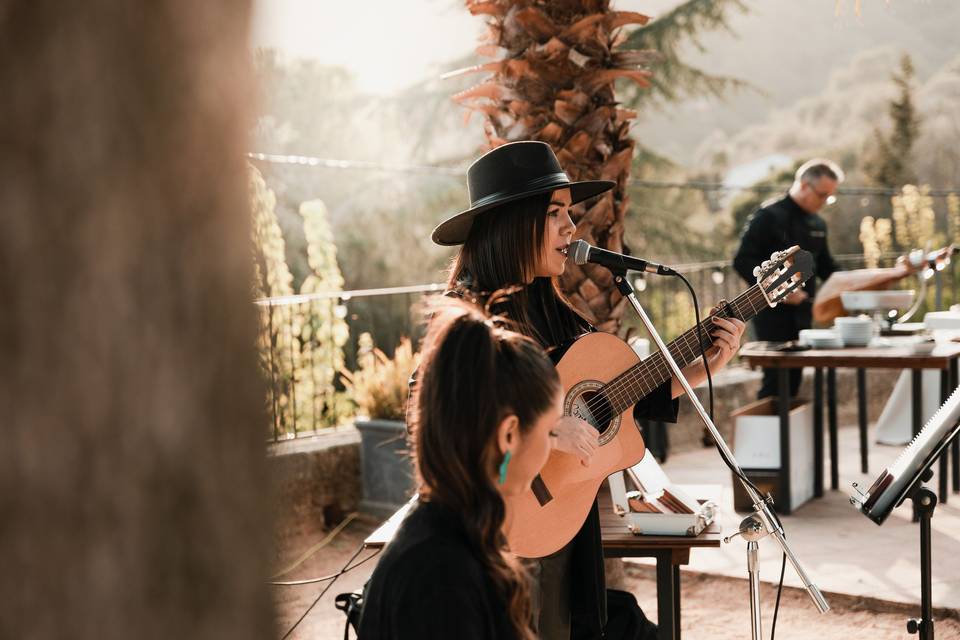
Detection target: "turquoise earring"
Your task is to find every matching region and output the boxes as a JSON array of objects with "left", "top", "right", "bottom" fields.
[{"left": 498, "top": 450, "right": 512, "bottom": 485}]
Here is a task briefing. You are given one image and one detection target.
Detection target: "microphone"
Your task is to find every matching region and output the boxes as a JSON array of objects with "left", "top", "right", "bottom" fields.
[{"left": 568, "top": 240, "right": 677, "bottom": 276}]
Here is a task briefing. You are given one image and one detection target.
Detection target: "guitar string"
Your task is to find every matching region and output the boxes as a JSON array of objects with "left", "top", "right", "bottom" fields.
[
  {"left": 596, "top": 285, "right": 766, "bottom": 417},
  {"left": 578, "top": 284, "right": 766, "bottom": 423},
  {"left": 577, "top": 286, "right": 768, "bottom": 426},
  {"left": 577, "top": 288, "right": 760, "bottom": 424},
  {"left": 581, "top": 285, "right": 762, "bottom": 418}
]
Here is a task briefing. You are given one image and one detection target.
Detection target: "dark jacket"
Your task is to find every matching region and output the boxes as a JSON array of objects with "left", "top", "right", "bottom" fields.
[
  {"left": 733, "top": 194, "right": 841, "bottom": 339},
  {"left": 358, "top": 501, "right": 517, "bottom": 640}
]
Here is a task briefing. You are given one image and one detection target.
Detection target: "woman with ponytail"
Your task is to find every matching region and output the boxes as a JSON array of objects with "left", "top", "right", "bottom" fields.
[
  {"left": 430, "top": 141, "right": 746, "bottom": 639},
  {"left": 358, "top": 299, "right": 570, "bottom": 639}
]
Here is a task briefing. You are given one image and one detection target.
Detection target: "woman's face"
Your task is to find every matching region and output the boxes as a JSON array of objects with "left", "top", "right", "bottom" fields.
[
  {"left": 498, "top": 388, "right": 562, "bottom": 497},
  {"left": 533, "top": 188, "right": 575, "bottom": 279}
]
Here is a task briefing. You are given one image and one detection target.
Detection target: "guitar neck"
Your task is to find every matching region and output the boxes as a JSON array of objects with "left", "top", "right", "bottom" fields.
[{"left": 605, "top": 283, "right": 770, "bottom": 414}]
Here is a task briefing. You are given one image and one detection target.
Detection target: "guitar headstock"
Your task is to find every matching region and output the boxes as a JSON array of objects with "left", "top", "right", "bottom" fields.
[{"left": 752, "top": 246, "right": 815, "bottom": 307}]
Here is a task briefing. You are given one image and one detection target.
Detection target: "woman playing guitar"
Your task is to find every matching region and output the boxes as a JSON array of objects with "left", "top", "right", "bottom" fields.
[{"left": 430, "top": 141, "right": 746, "bottom": 639}]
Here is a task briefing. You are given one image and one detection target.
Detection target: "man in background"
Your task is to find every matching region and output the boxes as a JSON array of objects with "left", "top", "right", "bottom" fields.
[{"left": 733, "top": 159, "right": 844, "bottom": 398}]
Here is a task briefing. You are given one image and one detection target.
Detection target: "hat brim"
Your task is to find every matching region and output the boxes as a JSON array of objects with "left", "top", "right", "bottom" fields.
[{"left": 431, "top": 179, "right": 615, "bottom": 246}]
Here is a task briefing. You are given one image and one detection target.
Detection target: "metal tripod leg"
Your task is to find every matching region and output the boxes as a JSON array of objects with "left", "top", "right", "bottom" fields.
[{"left": 748, "top": 540, "right": 762, "bottom": 640}]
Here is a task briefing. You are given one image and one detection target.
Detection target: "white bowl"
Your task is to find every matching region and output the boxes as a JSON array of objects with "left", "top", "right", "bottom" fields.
[{"left": 800, "top": 329, "right": 844, "bottom": 349}]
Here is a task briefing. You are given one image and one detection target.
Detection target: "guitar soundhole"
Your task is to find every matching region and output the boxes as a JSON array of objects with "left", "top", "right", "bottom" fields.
[
  {"left": 565, "top": 380, "right": 621, "bottom": 446},
  {"left": 575, "top": 391, "right": 612, "bottom": 434}
]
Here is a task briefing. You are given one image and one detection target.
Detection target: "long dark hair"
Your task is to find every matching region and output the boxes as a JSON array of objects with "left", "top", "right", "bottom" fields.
[
  {"left": 410, "top": 299, "right": 560, "bottom": 640},
  {"left": 446, "top": 193, "right": 589, "bottom": 348}
]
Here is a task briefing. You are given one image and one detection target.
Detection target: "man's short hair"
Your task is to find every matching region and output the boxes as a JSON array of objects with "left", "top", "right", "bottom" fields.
[{"left": 795, "top": 158, "right": 845, "bottom": 185}]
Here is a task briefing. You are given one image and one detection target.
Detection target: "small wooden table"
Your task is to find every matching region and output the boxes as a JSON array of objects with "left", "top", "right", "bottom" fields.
[
  {"left": 739, "top": 341, "right": 960, "bottom": 511},
  {"left": 598, "top": 490, "right": 721, "bottom": 640},
  {"left": 364, "top": 495, "right": 721, "bottom": 640}
]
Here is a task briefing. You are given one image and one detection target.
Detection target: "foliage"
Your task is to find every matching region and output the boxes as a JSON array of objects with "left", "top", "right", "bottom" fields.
[
  {"left": 864, "top": 54, "right": 922, "bottom": 188},
  {"left": 859, "top": 216, "right": 893, "bottom": 268},
  {"left": 949, "top": 193, "right": 960, "bottom": 245},
  {"left": 249, "top": 165, "right": 294, "bottom": 298},
  {"left": 891, "top": 184, "right": 941, "bottom": 251},
  {"left": 620, "top": 0, "right": 750, "bottom": 111},
  {"left": 341, "top": 334, "right": 419, "bottom": 421},
  {"left": 250, "top": 169, "right": 351, "bottom": 436},
  {"left": 859, "top": 184, "right": 944, "bottom": 268}
]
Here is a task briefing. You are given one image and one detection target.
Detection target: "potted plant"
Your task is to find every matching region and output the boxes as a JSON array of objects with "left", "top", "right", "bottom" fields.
[{"left": 342, "top": 334, "right": 420, "bottom": 515}]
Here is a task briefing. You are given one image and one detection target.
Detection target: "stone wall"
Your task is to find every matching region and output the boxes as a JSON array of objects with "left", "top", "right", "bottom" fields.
[{"left": 268, "top": 426, "right": 362, "bottom": 541}]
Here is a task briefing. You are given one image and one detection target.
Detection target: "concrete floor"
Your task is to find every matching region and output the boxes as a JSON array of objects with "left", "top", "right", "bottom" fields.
[{"left": 637, "top": 422, "right": 960, "bottom": 611}]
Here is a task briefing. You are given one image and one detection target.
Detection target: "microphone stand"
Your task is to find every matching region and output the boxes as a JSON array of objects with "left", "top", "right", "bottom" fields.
[{"left": 610, "top": 270, "right": 829, "bottom": 640}]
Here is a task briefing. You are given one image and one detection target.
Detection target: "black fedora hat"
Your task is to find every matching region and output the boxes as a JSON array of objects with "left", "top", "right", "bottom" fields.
[{"left": 431, "top": 141, "right": 615, "bottom": 246}]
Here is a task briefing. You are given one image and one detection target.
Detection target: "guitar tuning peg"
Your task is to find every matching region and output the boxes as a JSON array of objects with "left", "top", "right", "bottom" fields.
[{"left": 752, "top": 266, "right": 761, "bottom": 278}]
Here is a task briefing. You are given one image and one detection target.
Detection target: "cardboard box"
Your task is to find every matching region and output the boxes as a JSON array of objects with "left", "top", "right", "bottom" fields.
[{"left": 730, "top": 398, "right": 815, "bottom": 513}]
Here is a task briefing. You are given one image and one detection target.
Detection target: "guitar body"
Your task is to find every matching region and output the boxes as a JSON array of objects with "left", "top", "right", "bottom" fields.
[{"left": 505, "top": 332, "right": 647, "bottom": 559}]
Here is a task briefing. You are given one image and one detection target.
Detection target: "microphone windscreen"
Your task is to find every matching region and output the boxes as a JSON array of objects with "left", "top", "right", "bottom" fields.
[{"left": 570, "top": 239, "right": 591, "bottom": 266}]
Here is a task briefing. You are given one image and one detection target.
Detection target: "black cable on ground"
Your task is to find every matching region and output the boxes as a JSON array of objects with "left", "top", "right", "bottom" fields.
[
  {"left": 277, "top": 544, "right": 378, "bottom": 639},
  {"left": 771, "top": 552, "right": 787, "bottom": 640}
]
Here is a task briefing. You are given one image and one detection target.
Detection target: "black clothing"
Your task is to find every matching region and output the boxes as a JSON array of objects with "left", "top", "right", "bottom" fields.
[
  {"left": 358, "top": 501, "right": 516, "bottom": 640},
  {"left": 733, "top": 194, "right": 841, "bottom": 398}
]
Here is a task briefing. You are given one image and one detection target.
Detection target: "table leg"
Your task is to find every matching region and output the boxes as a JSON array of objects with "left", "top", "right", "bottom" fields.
[
  {"left": 814, "top": 368, "right": 824, "bottom": 498},
  {"left": 673, "top": 565, "right": 681, "bottom": 639},
  {"left": 940, "top": 369, "right": 949, "bottom": 504},
  {"left": 912, "top": 370, "right": 923, "bottom": 438},
  {"left": 953, "top": 359, "right": 959, "bottom": 494},
  {"left": 778, "top": 368, "right": 792, "bottom": 514},
  {"left": 827, "top": 368, "right": 838, "bottom": 491},
  {"left": 912, "top": 369, "right": 923, "bottom": 523},
  {"left": 656, "top": 552, "right": 678, "bottom": 640},
  {"left": 857, "top": 368, "right": 868, "bottom": 474}
]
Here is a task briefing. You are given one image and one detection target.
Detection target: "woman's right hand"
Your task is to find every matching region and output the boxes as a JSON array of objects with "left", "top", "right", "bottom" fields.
[{"left": 550, "top": 416, "right": 600, "bottom": 466}]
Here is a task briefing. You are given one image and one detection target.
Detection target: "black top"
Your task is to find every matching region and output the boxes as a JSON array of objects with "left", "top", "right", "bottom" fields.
[
  {"left": 358, "top": 501, "right": 517, "bottom": 640},
  {"left": 732, "top": 193, "right": 840, "bottom": 298}
]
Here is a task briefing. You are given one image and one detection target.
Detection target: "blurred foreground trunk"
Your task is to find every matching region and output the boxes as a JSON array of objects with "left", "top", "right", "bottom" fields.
[{"left": 0, "top": 2, "right": 274, "bottom": 639}]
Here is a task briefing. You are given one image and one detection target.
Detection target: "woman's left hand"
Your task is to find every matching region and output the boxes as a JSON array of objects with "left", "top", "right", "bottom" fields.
[{"left": 707, "top": 316, "right": 746, "bottom": 370}]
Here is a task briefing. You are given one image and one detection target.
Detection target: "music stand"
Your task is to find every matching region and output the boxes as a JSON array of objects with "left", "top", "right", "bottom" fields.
[{"left": 850, "top": 386, "right": 960, "bottom": 639}]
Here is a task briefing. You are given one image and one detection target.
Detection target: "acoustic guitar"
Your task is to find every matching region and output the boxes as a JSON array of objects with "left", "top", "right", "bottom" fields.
[{"left": 506, "top": 246, "right": 815, "bottom": 559}]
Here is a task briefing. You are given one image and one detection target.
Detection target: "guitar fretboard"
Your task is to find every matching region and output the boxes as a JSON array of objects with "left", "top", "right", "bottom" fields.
[{"left": 602, "top": 283, "right": 770, "bottom": 415}]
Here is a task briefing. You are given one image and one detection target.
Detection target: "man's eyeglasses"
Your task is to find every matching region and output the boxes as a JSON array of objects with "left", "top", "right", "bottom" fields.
[{"left": 807, "top": 183, "right": 837, "bottom": 206}]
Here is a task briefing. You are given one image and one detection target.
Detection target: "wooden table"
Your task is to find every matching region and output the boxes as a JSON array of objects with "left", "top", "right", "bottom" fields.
[
  {"left": 739, "top": 341, "right": 960, "bottom": 511},
  {"left": 598, "top": 490, "right": 721, "bottom": 640},
  {"left": 365, "top": 494, "right": 721, "bottom": 640}
]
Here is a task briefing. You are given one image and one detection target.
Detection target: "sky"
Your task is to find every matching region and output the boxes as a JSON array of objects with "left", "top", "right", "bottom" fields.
[{"left": 250, "top": 0, "right": 685, "bottom": 94}]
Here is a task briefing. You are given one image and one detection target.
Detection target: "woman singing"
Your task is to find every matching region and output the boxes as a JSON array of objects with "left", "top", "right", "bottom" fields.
[
  {"left": 359, "top": 299, "right": 572, "bottom": 639},
  {"left": 430, "top": 141, "right": 746, "bottom": 639}
]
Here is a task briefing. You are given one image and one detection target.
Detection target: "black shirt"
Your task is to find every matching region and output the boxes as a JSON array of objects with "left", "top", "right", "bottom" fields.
[
  {"left": 732, "top": 194, "right": 840, "bottom": 299},
  {"left": 358, "top": 501, "right": 517, "bottom": 640}
]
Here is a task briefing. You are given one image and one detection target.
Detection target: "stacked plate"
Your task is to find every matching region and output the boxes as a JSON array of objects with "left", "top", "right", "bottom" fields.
[
  {"left": 834, "top": 316, "right": 875, "bottom": 347},
  {"left": 799, "top": 329, "right": 843, "bottom": 349}
]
